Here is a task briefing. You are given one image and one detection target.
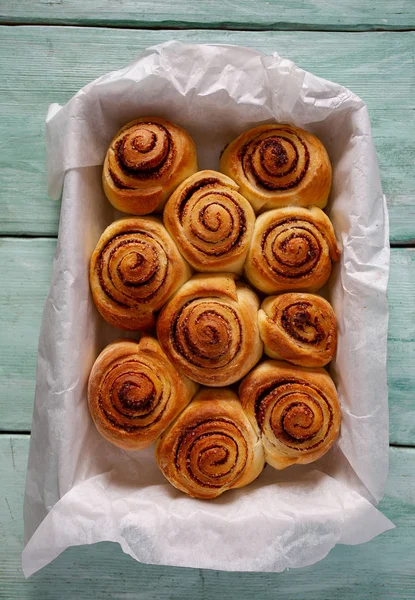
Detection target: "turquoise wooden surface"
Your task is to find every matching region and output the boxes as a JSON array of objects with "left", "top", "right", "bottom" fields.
[
  {"left": 0, "top": 1, "right": 414, "bottom": 597},
  {"left": 1, "top": 239, "right": 414, "bottom": 444},
  {"left": 0, "top": 27, "right": 414, "bottom": 241},
  {"left": 1, "top": 437, "right": 415, "bottom": 598},
  {"left": 0, "top": 0, "right": 414, "bottom": 30}
]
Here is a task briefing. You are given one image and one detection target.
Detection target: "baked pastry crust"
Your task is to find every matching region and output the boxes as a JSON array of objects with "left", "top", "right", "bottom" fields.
[
  {"left": 156, "top": 273, "right": 263, "bottom": 386},
  {"left": 90, "top": 216, "right": 191, "bottom": 330},
  {"left": 220, "top": 123, "right": 332, "bottom": 212},
  {"left": 239, "top": 360, "right": 341, "bottom": 469},
  {"left": 258, "top": 293, "right": 337, "bottom": 367},
  {"left": 88, "top": 336, "right": 198, "bottom": 450},
  {"left": 156, "top": 387, "right": 265, "bottom": 498},
  {"left": 163, "top": 170, "right": 255, "bottom": 274},
  {"left": 244, "top": 206, "right": 340, "bottom": 294},
  {"left": 103, "top": 117, "right": 198, "bottom": 215}
]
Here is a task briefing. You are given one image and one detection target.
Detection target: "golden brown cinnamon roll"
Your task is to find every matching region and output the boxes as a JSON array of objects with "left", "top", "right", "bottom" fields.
[
  {"left": 258, "top": 293, "right": 337, "bottom": 367},
  {"left": 90, "top": 217, "right": 191, "bottom": 330},
  {"left": 220, "top": 123, "right": 331, "bottom": 212},
  {"left": 239, "top": 360, "right": 341, "bottom": 469},
  {"left": 244, "top": 206, "right": 340, "bottom": 294},
  {"left": 163, "top": 170, "right": 255, "bottom": 274},
  {"left": 88, "top": 336, "right": 198, "bottom": 450},
  {"left": 156, "top": 387, "right": 265, "bottom": 499},
  {"left": 156, "top": 274, "right": 263, "bottom": 386},
  {"left": 103, "top": 117, "right": 198, "bottom": 215}
]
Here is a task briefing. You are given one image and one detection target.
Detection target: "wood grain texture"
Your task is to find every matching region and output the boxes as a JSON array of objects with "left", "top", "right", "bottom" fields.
[
  {"left": 1, "top": 434, "right": 414, "bottom": 598},
  {"left": 0, "top": 27, "right": 414, "bottom": 241},
  {"left": 0, "top": 239, "right": 55, "bottom": 431},
  {"left": 0, "top": 0, "right": 414, "bottom": 30},
  {"left": 0, "top": 238, "right": 413, "bottom": 445},
  {"left": 387, "top": 249, "right": 415, "bottom": 445},
  {"left": 0, "top": 3, "right": 413, "bottom": 595}
]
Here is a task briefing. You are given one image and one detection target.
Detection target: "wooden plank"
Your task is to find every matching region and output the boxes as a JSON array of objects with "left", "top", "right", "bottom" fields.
[
  {"left": 0, "top": 27, "right": 414, "bottom": 242},
  {"left": 387, "top": 249, "right": 415, "bottom": 446},
  {"left": 0, "top": 0, "right": 414, "bottom": 30},
  {"left": 1, "top": 434, "right": 414, "bottom": 598},
  {"left": 0, "top": 239, "right": 55, "bottom": 431},
  {"left": 0, "top": 238, "right": 414, "bottom": 445}
]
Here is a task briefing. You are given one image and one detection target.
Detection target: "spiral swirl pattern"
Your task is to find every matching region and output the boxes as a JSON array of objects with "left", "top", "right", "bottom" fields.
[
  {"left": 103, "top": 117, "right": 198, "bottom": 215},
  {"left": 245, "top": 206, "right": 340, "bottom": 294},
  {"left": 88, "top": 337, "right": 198, "bottom": 450},
  {"left": 240, "top": 360, "right": 341, "bottom": 469},
  {"left": 156, "top": 388, "right": 265, "bottom": 498},
  {"left": 174, "top": 300, "right": 242, "bottom": 369},
  {"left": 90, "top": 217, "right": 191, "bottom": 330},
  {"left": 240, "top": 129, "right": 310, "bottom": 191},
  {"left": 163, "top": 170, "right": 255, "bottom": 273},
  {"left": 258, "top": 293, "right": 337, "bottom": 367},
  {"left": 220, "top": 124, "right": 332, "bottom": 212},
  {"left": 156, "top": 274, "right": 263, "bottom": 386}
]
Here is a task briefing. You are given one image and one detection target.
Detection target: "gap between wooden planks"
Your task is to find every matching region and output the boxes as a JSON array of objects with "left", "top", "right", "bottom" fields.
[{"left": 0, "top": 0, "right": 414, "bottom": 30}]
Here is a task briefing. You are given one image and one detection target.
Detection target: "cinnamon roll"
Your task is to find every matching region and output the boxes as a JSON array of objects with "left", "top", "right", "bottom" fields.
[
  {"left": 239, "top": 360, "right": 341, "bottom": 469},
  {"left": 156, "top": 273, "right": 263, "bottom": 386},
  {"left": 220, "top": 123, "right": 332, "bottom": 212},
  {"left": 90, "top": 217, "right": 191, "bottom": 330},
  {"left": 156, "top": 387, "right": 265, "bottom": 499},
  {"left": 258, "top": 293, "right": 337, "bottom": 367},
  {"left": 163, "top": 170, "right": 255, "bottom": 274},
  {"left": 88, "top": 336, "right": 198, "bottom": 450},
  {"left": 244, "top": 206, "right": 340, "bottom": 294},
  {"left": 103, "top": 117, "right": 198, "bottom": 215}
]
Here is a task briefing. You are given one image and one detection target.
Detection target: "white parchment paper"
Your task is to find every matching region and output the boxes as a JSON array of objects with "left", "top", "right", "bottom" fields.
[{"left": 22, "top": 41, "right": 393, "bottom": 577}]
